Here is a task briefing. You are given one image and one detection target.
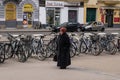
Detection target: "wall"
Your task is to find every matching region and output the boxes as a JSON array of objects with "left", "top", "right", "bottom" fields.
[
  {"left": 87, "top": 0, "right": 97, "bottom": 5},
  {"left": 39, "top": 7, "right": 46, "bottom": 24},
  {"left": 0, "top": 2, "right": 5, "bottom": 28},
  {"left": 60, "top": 7, "right": 68, "bottom": 24},
  {"left": 98, "top": 2, "right": 120, "bottom": 24},
  {"left": 78, "top": 7, "right": 84, "bottom": 24},
  {"left": 60, "top": 7, "right": 84, "bottom": 24}
]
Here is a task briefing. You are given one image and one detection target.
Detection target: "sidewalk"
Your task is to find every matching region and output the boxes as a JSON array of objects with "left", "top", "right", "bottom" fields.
[
  {"left": 0, "top": 27, "right": 120, "bottom": 33},
  {"left": 0, "top": 54, "right": 120, "bottom": 80},
  {"left": 106, "top": 28, "right": 120, "bottom": 31},
  {"left": 0, "top": 28, "right": 51, "bottom": 32}
]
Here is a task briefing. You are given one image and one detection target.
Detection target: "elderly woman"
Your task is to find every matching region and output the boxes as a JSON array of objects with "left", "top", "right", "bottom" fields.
[{"left": 56, "top": 27, "right": 71, "bottom": 69}]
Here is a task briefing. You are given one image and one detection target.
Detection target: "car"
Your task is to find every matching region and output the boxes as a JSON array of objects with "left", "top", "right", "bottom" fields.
[
  {"left": 81, "top": 21, "right": 105, "bottom": 32},
  {"left": 52, "top": 22, "right": 82, "bottom": 32}
]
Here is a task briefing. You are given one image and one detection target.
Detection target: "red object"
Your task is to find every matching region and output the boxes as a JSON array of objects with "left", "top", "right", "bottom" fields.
[
  {"left": 60, "top": 27, "right": 67, "bottom": 33},
  {"left": 114, "top": 17, "right": 120, "bottom": 22},
  {"left": 100, "top": 8, "right": 103, "bottom": 14},
  {"left": 23, "top": 20, "right": 27, "bottom": 25},
  {"left": 101, "top": 15, "right": 104, "bottom": 23}
]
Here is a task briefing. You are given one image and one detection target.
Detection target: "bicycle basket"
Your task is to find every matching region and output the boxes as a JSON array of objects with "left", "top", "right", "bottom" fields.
[
  {"left": 21, "top": 35, "right": 32, "bottom": 45},
  {"left": 90, "top": 35, "right": 99, "bottom": 42}
]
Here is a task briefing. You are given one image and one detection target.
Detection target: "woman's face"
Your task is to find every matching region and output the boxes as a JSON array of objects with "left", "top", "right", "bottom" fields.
[{"left": 60, "top": 31, "right": 63, "bottom": 35}]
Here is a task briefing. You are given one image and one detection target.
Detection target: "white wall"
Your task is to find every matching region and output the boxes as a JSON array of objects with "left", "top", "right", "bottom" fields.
[
  {"left": 39, "top": 6, "right": 84, "bottom": 24},
  {"left": 39, "top": 7, "right": 46, "bottom": 24},
  {"left": 61, "top": 7, "right": 84, "bottom": 24},
  {"left": 78, "top": 7, "right": 84, "bottom": 24},
  {"left": 60, "top": 7, "right": 68, "bottom": 24}
]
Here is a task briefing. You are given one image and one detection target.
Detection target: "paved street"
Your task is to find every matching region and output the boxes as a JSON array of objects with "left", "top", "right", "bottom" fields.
[
  {"left": 1, "top": 0, "right": 120, "bottom": 79},
  {"left": 0, "top": 53, "right": 120, "bottom": 80},
  {"left": 0, "top": 28, "right": 120, "bottom": 80}
]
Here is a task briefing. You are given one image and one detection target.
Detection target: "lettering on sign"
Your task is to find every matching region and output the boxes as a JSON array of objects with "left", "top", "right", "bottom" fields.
[
  {"left": 46, "top": 1, "right": 64, "bottom": 7},
  {"left": 23, "top": 4, "right": 33, "bottom": 12}
]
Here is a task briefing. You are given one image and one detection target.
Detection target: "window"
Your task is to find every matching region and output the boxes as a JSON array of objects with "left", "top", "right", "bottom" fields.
[{"left": 46, "top": 8, "right": 60, "bottom": 26}]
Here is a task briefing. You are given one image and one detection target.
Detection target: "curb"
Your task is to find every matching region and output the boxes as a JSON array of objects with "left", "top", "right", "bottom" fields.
[
  {"left": 106, "top": 28, "right": 120, "bottom": 30},
  {"left": 0, "top": 29, "right": 51, "bottom": 33}
]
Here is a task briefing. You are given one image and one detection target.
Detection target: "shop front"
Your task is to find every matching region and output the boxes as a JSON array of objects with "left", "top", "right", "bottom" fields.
[
  {"left": 23, "top": 4, "right": 33, "bottom": 28},
  {"left": 44, "top": 1, "right": 84, "bottom": 26},
  {"left": 98, "top": 0, "right": 120, "bottom": 27},
  {"left": 0, "top": 0, "right": 39, "bottom": 29},
  {"left": 46, "top": 1, "right": 64, "bottom": 26}
]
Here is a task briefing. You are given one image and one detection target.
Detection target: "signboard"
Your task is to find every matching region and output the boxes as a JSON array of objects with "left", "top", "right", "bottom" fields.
[
  {"left": 46, "top": 1, "right": 64, "bottom": 7},
  {"left": 64, "top": 2, "right": 82, "bottom": 7},
  {"left": 23, "top": 4, "right": 33, "bottom": 12}
]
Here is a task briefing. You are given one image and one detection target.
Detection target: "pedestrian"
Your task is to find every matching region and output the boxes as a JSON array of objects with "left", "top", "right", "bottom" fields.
[{"left": 56, "top": 27, "right": 71, "bottom": 69}]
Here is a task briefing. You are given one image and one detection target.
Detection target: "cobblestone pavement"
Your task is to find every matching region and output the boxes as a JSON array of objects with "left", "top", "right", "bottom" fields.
[{"left": 0, "top": 53, "right": 120, "bottom": 80}]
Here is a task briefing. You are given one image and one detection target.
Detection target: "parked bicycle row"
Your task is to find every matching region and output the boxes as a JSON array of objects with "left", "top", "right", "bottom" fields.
[
  {"left": 69, "top": 32, "right": 120, "bottom": 57},
  {"left": 0, "top": 32, "right": 120, "bottom": 63}
]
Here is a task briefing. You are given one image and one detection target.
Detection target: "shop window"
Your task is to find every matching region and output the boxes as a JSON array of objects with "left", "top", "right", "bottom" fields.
[
  {"left": 46, "top": 8, "right": 60, "bottom": 26},
  {"left": 23, "top": 4, "right": 33, "bottom": 28}
]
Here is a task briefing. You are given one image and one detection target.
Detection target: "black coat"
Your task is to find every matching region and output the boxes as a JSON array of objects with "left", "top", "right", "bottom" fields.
[{"left": 56, "top": 33, "right": 71, "bottom": 67}]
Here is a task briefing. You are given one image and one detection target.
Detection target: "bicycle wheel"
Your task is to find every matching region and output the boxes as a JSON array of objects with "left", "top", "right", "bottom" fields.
[
  {"left": 17, "top": 46, "right": 27, "bottom": 62},
  {"left": 37, "top": 44, "right": 46, "bottom": 61},
  {"left": 23, "top": 46, "right": 32, "bottom": 59},
  {"left": 106, "top": 41, "right": 117, "bottom": 55},
  {"left": 45, "top": 40, "right": 56, "bottom": 58},
  {"left": 45, "top": 45, "right": 55, "bottom": 58},
  {"left": 79, "top": 41, "right": 87, "bottom": 53},
  {"left": 91, "top": 42, "right": 101, "bottom": 56},
  {"left": 70, "top": 43, "right": 76, "bottom": 58},
  {"left": 98, "top": 43, "right": 104, "bottom": 54},
  {"left": 0, "top": 46, "right": 5, "bottom": 63},
  {"left": 4, "top": 44, "right": 13, "bottom": 59},
  {"left": 37, "top": 51, "right": 46, "bottom": 61}
]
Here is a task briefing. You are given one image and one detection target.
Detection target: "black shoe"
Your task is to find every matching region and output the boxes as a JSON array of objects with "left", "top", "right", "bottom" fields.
[{"left": 60, "top": 66, "right": 66, "bottom": 69}]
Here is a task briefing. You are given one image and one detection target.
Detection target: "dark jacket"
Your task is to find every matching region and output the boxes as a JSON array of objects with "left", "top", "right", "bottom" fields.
[{"left": 57, "top": 33, "right": 71, "bottom": 67}]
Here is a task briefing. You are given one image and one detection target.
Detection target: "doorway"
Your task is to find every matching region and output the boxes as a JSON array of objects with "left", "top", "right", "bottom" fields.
[
  {"left": 86, "top": 8, "right": 96, "bottom": 22},
  {"left": 105, "top": 9, "right": 114, "bottom": 27},
  {"left": 5, "top": 3, "right": 16, "bottom": 28},
  {"left": 23, "top": 4, "right": 33, "bottom": 28},
  {"left": 68, "top": 10, "right": 77, "bottom": 22}
]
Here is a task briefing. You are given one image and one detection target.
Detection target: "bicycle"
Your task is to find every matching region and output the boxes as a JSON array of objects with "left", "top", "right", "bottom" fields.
[
  {"left": 99, "top": 33, "right": 118, "bottom": 55},
  {"left": 26, "top": 34, "right": 46, "bottom": 61},
  {"left": 0, "top": 43, "right": 5, "bottom": 63},
  {"left": 4, "top": 33, "right": 27, "bottom": 62},
  {"left": 79, "top": 32, "right": 101, "bottom": 56}
]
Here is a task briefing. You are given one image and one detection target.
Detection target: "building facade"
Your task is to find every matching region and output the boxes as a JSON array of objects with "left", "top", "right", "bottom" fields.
[
  {"left": 39, "top": 0, "right": 85, "bottom": 26},
  {"left": 0, "top": 0, "right": 39, "bottom": 28},
  {"left": 98, "top": 0, "right": 120, "bottom": 27},
  {"left": 84, "top": 0, "right": 120, "bottom": 27},
  {"left": 1, "top": 0, "right": 120, "bottom": 28},
  {"left": 84, "top": 0, "right": 98, "bottom": 23}
]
